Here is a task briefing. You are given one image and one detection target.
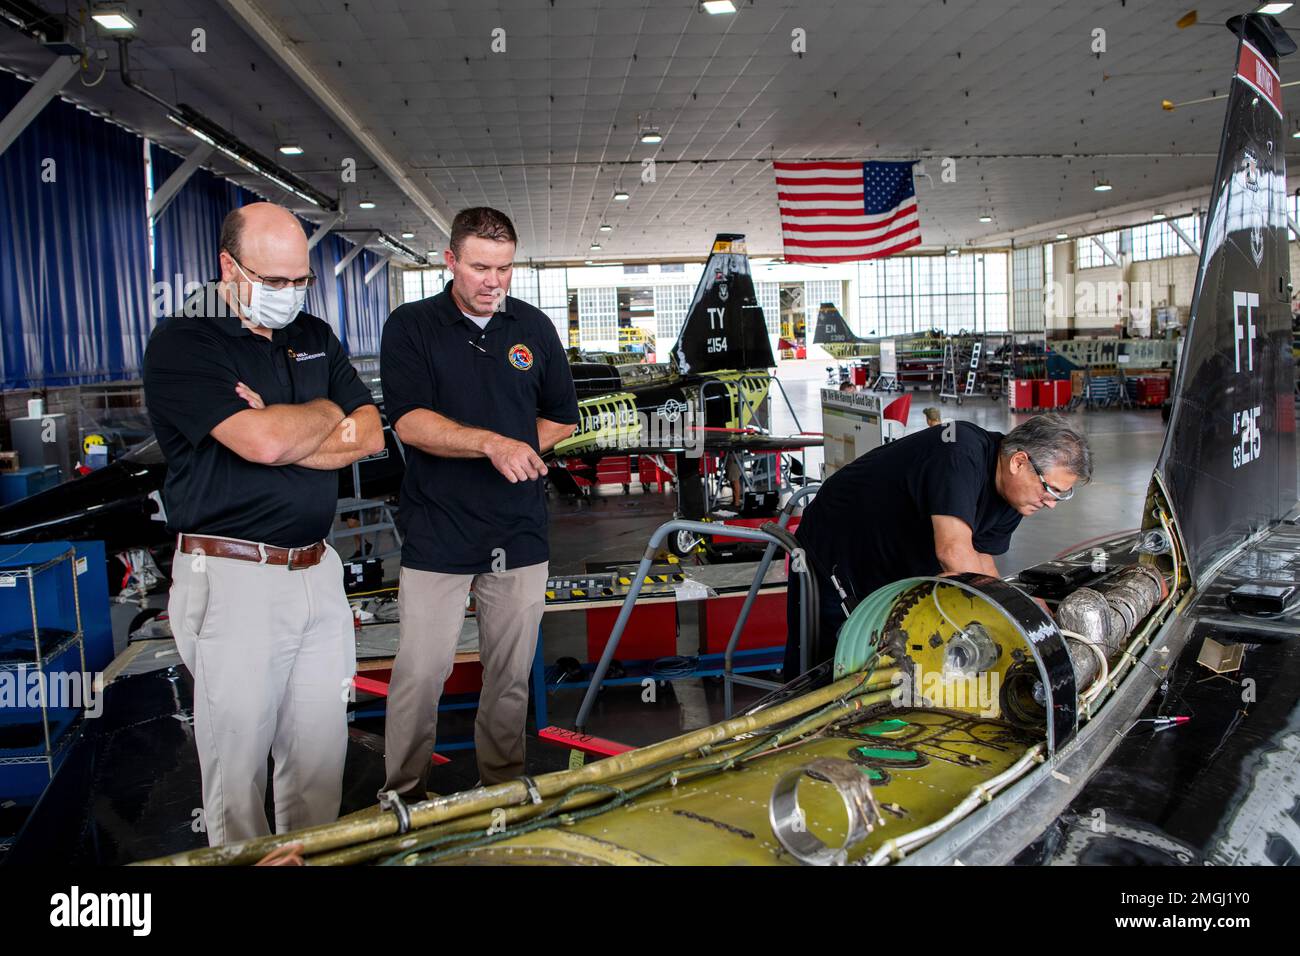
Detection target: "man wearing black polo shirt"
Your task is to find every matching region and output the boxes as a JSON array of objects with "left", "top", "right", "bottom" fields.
[
  {"left": 380, "top": 207, "right": 578, "bottom": 798},
  {"left": 784, "top": 414, "right": 1092, "bottom": 679},
  {"left": 143, "top": 201, "right": 384, "bottom": 845}
]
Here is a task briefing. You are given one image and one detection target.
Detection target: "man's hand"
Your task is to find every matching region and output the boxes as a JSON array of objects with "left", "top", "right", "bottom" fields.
[
  {"left": 236, "top": 381, "right": 264, "bottom": 409},
  {"left": 484, "top": 434, "right": 548, "bottom": 483}
]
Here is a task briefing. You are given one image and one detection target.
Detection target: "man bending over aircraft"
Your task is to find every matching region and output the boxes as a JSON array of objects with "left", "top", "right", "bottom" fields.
[{"left": 784, "top": 413, "right": 1092, "bottom": 679}]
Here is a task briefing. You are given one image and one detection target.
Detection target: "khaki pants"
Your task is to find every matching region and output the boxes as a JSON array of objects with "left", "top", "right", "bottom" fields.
[
  {"left": 382, "top": 561, "right": 548, "bottom": 799},
  {"left": 168, "top": 543, "right": 356, "bottom": 847}
]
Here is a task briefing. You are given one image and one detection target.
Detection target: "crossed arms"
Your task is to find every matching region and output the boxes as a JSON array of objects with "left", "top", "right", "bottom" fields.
[{"left": 210, "top": 382, "right": 385, "bottom": 469}]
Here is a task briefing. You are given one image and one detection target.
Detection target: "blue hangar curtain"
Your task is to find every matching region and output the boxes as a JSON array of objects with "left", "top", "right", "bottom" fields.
[
  {"left": 0, "top": 69, "right": 152, "bottom": 389},
  {"left": 150, "top": 143, "right": 259, "bottom": 302}
]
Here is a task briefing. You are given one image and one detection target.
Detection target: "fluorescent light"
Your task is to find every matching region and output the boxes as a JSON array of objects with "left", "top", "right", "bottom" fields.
[
  {"left": 1094, "top": 180, "right": 1113, "bottom": 192},
  {"left": 590, "top": 243, "right": 602, "bottom": 250},
  {"left": 1055, "top": 232, "right": 1069, "bottom": 240},
  {"left": 978, "top": 214, "right": 992, "bottom": 223},
  {"left": 702, "top": 0, "right": 736, "bottom": 13},
  {"left": 1257, "top": 3, "right": 1292, "bottom": 16},
  {"left": 640, "top": 129, "right": 662, "bottom": 144},
  {"left": 91, "top": 12, "right": 136, "bottom": 30},
  {"left": 358, "top": 200, "right": 376, "bottom": 209},
  {"left": 401, "top": 231, "right": 415, "bottom": 239},
  {"left": 599, "top": 223, "right": 612, "bottom": 232},
  {"left": 1151, "top": 213, "right": 1166, "bottom": 220},
  {"left": 1292, "top": 127, "right": 1300, "bottom": 139},
  {"left": 613, "top": 190, "right": 630, "bottom": 201},
  {"left": 278, "top": 144, "right": 304, "bottom": 155}
]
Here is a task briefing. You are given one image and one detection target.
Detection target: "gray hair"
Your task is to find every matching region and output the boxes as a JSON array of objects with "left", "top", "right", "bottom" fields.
[{"left": 1002, "top": 413, "right": 1093, "bottom": 483}]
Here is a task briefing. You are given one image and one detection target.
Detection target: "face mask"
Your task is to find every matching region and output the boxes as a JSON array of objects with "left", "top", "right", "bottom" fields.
[{"left": 234, "top": 263, "right": 307, "bottom": 330}]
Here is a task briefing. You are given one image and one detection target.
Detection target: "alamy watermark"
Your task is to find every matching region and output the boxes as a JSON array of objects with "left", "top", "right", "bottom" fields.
[{"left": 0, "top": 665, "right": 104, "bottom": 718}]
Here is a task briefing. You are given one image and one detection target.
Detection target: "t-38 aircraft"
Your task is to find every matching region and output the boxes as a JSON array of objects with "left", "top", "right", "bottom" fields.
[{"left": 123, "top": 10, "right": 1298, "bottom": 867}]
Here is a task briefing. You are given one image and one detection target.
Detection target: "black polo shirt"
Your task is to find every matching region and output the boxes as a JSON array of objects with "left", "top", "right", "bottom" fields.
[
  {"left": 143, "top": 283, "right": 375, "bottom": 548},
  {"left": 797, "top": 421, "right": 1022, "bottom": 604},
  {"left": 380, "top": 282, "right": 579, "bottom": 574}
]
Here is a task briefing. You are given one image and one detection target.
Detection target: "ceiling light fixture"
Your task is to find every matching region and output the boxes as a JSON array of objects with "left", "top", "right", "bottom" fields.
[
  {"left": 640, "top": 128, "right": 662, "bottom": 144},
  {"left": 358, "top": 199, "right": 376, "bottom": 209},
  {"left": 401, "top": 231, "right": 415, "bottom": 239},
  {"left": 1151, "top": 213, "right": 1166, "bottom": 221},
  {"left": 1094, "top": 180, "right": 1113, "bottom": 192},
  {"left": 164, "top": 106, "right": 336, "bottom": 210},
  {"left": 701, "top": 0, "right": 737, "bottom": 13},
  {"left": 591, "top": 243, "right": 602, "bottom": 250},
  {"left": 946, "top": 248, "right": 959, "bottom": 256},
  {"left": 978, "top": 214, "right": 992, "bottom": 223},
  {"left": 374, "top": 232, "right": 428, "bottom": 265},
  {"left": 613, "top": 190, "right": 630, "bottom": 201},
  {"left": 91, "top": 5, "right": 136, "bottom": 31},
  {"left": 278, "top": 144, "right": 304, "bottom": 156},
  {"left": 1055, "top": 232, "right": 1069, "bottom": 240},
  {"left": 1257, "top": 3, "right": 1293, "bottom": 16},
  {"left": 599, "top": 223, "right": 612, "bottom": 232}
]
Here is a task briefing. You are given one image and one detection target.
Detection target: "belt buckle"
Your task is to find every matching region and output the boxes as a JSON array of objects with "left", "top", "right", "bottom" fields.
[{"left": 286, "top": 545, "right": 311, "bottom": 571}]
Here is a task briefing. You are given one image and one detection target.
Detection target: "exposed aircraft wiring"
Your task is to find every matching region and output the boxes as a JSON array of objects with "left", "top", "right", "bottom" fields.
[
  {"left": 931, "top": 586, "right": 966, "bottom": 639},
  {"left": 863, "top": 742, "right": 1047, "bottom": 865}
]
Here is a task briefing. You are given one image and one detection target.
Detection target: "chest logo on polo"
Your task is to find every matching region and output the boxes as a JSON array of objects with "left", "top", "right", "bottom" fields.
[
  {"left": 289, "top": 349, "right": 325, "bottom": 363},
  {"left": 508, "top": 344, "right": 534, "bottom": 370}
]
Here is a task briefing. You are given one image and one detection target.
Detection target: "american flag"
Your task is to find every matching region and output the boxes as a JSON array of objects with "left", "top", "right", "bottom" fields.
[{"left": 775, "top": 160, "right": 922, "bottom": 263}]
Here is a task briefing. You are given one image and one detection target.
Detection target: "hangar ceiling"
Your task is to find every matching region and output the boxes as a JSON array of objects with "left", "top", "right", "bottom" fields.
[{"left": 2, "top": 0, "right": 1296, "bottom": 262}]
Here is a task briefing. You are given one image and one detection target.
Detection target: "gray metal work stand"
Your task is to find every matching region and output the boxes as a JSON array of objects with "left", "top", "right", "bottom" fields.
[{"left": 572, "top": 486, "right": 821, "bottom": 732}]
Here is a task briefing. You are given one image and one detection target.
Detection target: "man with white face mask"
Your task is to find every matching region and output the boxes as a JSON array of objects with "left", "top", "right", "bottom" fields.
[{"left": 142, "top": 202, "right": 385, "bottom": 846}]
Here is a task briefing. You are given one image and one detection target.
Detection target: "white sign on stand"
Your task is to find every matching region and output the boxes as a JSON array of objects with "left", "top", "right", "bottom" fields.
[{"left": 820, "top": 389, "right": 884, "bottom": 477}]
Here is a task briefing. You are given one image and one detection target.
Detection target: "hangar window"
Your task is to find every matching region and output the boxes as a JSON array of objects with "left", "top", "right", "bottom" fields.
[
  {"left": 855, "top": 253, "right": 1008, "bottom": 336},
  {"left": 756, "top": 281, "right": 781, "bottom": 336},
  {"left": 401, "top": 268, "right": 446, "bottom": 303},
  {"left": 1075, "top": 230, "right": 1123, "bottom": 269},
  {"left": 653, "top": 284, "right": 694, "bottom": 344},
  {"left": 578, "top": 287, "right": 619, "bottom": 350}
]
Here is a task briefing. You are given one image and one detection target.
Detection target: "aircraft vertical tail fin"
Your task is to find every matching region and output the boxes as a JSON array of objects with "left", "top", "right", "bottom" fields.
[
  {"left": 811, "top": 302, "right": 866, "bottom": 346},
  {"left": 672, "top": 234, "right": 775, "bottom": 374},
  {"left": 1155, "top": 12, "right": 1298, "bottom": 586}
]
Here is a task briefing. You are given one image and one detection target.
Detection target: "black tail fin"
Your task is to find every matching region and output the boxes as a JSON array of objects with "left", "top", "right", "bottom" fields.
[
  {"left": 811, "top": 302, "right": 867, "bottom": 346},
  {"left": 672, "top": 234, "right": 775, "bottom": 374},
  {"left": 1155, "top": 12, "right": 1298, "bottom": 586}
]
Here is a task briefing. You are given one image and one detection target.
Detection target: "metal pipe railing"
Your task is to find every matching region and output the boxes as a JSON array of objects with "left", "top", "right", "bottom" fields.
[
  {"left": 721, "top": 483, "right": 821, "bottom": 715},
  {"left": 573, "top": 518, "right": 812, "bottom": 732}
]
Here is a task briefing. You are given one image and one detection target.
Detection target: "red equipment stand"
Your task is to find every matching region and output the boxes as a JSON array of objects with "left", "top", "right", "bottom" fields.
[
  {"left": 698, "top": 590, "right": 787, "bottom": 654},
  {"left": 1009, "top": 379, "right": 1035, "bottom": 412},
  {"left": 637, "top": 453, "right": 676, "bottom": 492},
  {"left": 585, "top": 602, "right": 677, "bottom": 662}
]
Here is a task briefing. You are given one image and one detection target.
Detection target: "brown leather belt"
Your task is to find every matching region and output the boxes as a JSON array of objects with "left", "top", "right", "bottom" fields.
[{"left": 177, "top": 534, "right": 326, "bottom": 570}]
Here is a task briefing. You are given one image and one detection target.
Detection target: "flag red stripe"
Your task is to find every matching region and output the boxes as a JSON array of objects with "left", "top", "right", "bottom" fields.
[
  {"left": 776, "top": 190, "right": 868, "bottom": 202},
  {"left": 782, "top": 220, "right": 919, "bottom": 248},
  {"left": 780, "top": 205, "right": 916, "bottom": 232},
  {"left": 772, "top": 161, "right": 861, "bottom": 171},
  {"left": 780, "top": 199, "right": 917, "bottom": 216},
  {"left": 784, "top": 235, "right": 922, "bottom": 263},
  {"left": 774, "top": 175, "right": 864, "bottom": 186}
]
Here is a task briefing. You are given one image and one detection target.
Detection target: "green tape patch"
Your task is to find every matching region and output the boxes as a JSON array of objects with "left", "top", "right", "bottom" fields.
[{"left": 855, "top": 747, "right": 918, "bottom": 763}]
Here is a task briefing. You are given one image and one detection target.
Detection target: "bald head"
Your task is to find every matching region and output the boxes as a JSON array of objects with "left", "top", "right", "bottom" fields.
[{"left": 218, "top": 202, "right": 309, "bottom": 284}]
